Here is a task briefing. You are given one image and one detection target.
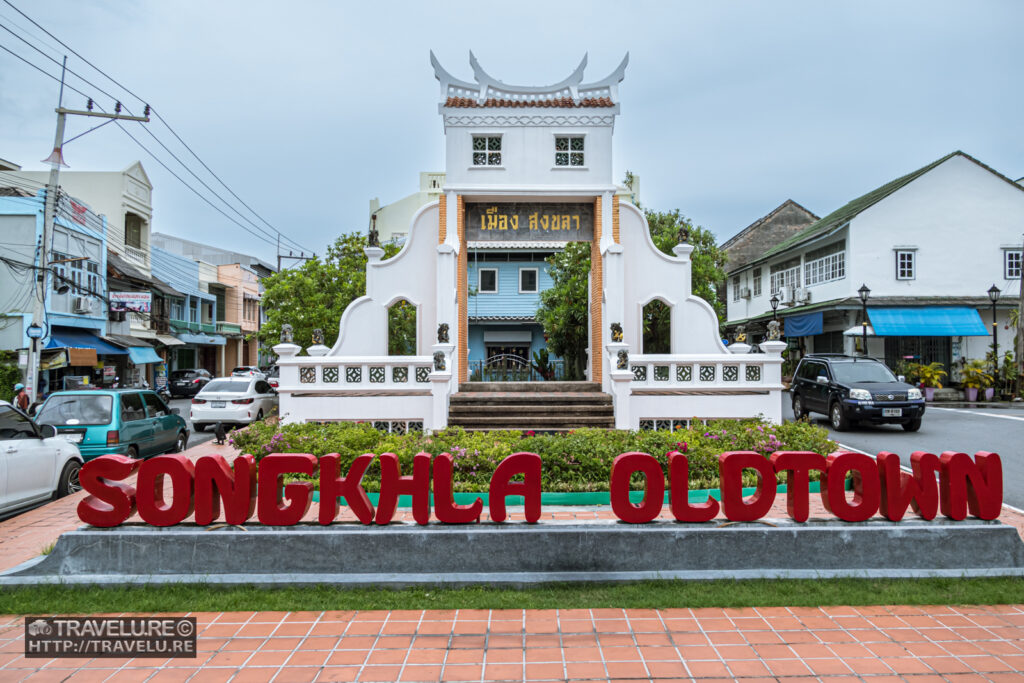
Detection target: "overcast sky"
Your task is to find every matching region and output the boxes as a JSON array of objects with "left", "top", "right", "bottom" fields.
[{"left": 1, "top": 0, "right": 1020, "bottom": 265}]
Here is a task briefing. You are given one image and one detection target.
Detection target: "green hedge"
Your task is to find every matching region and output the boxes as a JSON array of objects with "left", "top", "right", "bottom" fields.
[{"left": 229, "top": 420, "right": 836, "bottom": 493}]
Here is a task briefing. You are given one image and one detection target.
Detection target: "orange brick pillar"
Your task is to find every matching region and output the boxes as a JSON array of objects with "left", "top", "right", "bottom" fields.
[
  {"left": 438, "top": 194, "right": 447, "bottom": 245},
  {"left": 591, "top": 196, "right": 603, "bottom": 384},
  {"left": 457, "top": 196, "right": 468, "bottom": 383}
]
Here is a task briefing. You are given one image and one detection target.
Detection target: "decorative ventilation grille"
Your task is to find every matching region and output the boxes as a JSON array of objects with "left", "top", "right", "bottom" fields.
[
  {"left": 369, "top": 366, "right": 385, "bottom": 383},
  {"left": 723, "top": 365, "right": 739, "bottom": 382},
  {"left": 632, "top": 365, "right": 647, "bottom": 381},
  {"left": 653, "top": 366, "right": 669, "bottom": 381},
  {"left": 415, "top": 367, "right": 431, "bottom": 383},
  {"left": 677, "top": 365, "right": 692, "bottom": 382},
  {"left": 299, "top": 367, "right": 316, "bottom": 383},
  {"left": 346, "top": 367, "right": 362, "bottom": 383},
  {"left": 699, "top": 366, "right": 716, "bottom": 382},
  {"left": 393, "top": 366, "right": 408, "bottom": 383},
  {"left": 746, "top": 366, "right": 761, "bottom": 382},
  {"left": 323, "top": 367, "right": 339, "bottom": 383}
]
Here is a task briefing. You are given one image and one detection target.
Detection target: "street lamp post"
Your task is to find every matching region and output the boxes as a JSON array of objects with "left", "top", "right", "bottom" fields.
[
  {"left": 988, "top": 284, "right": 1001, "bottom": 380},
  {"left": 769, "top": 295, "right": 779, "bottom": 321},
  {"left": 858, "top": 284, "right": 871, "bottom": 357}
]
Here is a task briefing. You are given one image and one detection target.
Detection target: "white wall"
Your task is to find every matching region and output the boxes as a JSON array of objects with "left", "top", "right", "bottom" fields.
[
  {"left": 851, "top": 155, "right": 1024, "bottom": 301},
  {"left": 444, "top": 120, "right": 614, "bottom": 190}
]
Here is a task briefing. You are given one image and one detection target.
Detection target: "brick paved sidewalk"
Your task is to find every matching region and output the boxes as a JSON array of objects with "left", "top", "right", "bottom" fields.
[{"left": 1, "top": 605, "right": 1023, "bottom": 682}]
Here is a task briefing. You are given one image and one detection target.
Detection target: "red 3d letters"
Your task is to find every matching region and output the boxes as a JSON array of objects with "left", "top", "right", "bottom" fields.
[{"left": 77, "top": 448, "right": 1003, "bottom": 527}]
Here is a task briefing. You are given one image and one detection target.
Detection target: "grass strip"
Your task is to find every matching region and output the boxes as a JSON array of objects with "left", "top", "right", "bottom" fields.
[{"left": 2, "top": 578, "right": 1021, "bottom": 614}]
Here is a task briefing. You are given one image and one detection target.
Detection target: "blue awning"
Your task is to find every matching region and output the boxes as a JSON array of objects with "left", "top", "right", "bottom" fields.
[
  {"left": 783, "top": 311, "right": 823, "bottom": 337},
  {"left": 176, "top": 332, "right": 226, "bottom": 346},
  {"left": 46, "top": 327, "right": 128, "bottom": 355},
  {"left": 127, "top": 346, "right": 163, "bottom": 364},
  {"left": 868, "top": 307, "right": 989, "bottom": 336}
]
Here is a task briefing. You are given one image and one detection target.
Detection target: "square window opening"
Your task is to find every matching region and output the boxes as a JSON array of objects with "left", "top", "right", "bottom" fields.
[
  {"left": 554, "top": 135, "right": 584, "bottom": 167},
  {"left": 519, "top": 268, "right": 538, "bottom": 293},
  {"left": 472, "top": 135, "right": 502, "bottom": 166},
  {"left": 478, "top": 268, "right": 498, "bottom": 294}
]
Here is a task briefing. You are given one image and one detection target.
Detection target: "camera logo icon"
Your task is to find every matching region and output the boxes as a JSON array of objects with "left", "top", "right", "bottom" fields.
[{"left": 27, "top": 620, "right": 52, "bottom": 636}]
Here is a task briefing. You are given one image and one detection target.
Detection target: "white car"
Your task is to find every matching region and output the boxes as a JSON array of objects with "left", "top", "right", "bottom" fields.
[
  {"left": 231, "top": 366, "right": 266, "bottom": 380},
  {"left": 190, "top": 377, "right": 278, "bottom": 430},
  {"left": 0, "top": 401, "right": 83, "bottom": 515}
]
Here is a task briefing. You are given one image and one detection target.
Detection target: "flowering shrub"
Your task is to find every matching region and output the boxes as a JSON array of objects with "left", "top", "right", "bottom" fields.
[{"left": 229, "top": 419, "right": 836, "bottom": 493}]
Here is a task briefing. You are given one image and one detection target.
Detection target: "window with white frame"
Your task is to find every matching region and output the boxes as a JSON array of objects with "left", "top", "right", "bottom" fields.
[
  {"left": 69, "top": 258, "right": 83, "bottom": 294},
  {"left": 803, "top": 240, "right": 846, "bottom": 286},
  {"left": 752, "top": 267, "right": 762, "bottom": 297},
  {"left": 554, "top": 135, "right": 584, "bottom": 166},
  {"left": 51, "top": 252, "right": 66, "bottom": 293},
  {"left": 519, "top": 268, "right": 538, "bottom": 293},
  {"left": 895, "top": 250, "right": 915, "bottom": 280},
  {"left": 472, "top": 135, "right": 501, "bottom": 166},
  {"left": 86, "top": 261, "right": 99, "bottom": 296},
  {"left": 1004, "top": 250, "right": 1021, "bottom": 279},
  {"left": 478, "top": 268, "right": 498, "bottom": 293},
  {"left": 732, "top": 275, "right": 740, "bottom": 301},
  {"left": 769, "top": 257, "right": 801, "bottom": 294}
]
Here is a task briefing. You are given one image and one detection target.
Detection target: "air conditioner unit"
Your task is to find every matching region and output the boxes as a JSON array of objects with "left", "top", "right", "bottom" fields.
[
  {"left": 740, "top": 287, "right": 752, "bottom": 299},
  {"left": 73, "top": 296, "right": 92, "bottom": 314},
  {"left": 107, "top": 310, "right": 126, "bottom": 322},
  {"left": 797, "top": 288, "right": 812, "bottom": 303},
  {"left": 778, "top": 285, "right": 795, "bottom": 305}
]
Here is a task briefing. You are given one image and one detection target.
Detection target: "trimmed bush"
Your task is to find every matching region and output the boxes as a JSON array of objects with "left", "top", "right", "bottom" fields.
[{"left": 230, "top": 420, "right": 836, "bottom": 493}]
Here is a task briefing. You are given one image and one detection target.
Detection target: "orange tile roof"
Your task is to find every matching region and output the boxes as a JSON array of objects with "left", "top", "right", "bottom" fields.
[{"left": 444, "top": 96, "right": 615, "bottom": 108}]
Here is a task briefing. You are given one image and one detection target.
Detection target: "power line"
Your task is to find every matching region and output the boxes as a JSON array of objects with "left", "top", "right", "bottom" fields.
[{"left": 0, "top": 0, "right": 313, "bottom": 255}]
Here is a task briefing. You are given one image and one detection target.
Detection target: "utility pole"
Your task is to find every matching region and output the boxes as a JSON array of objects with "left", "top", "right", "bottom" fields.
[{"left": 24, "top": 57, "right": 149, "bottom": 400}]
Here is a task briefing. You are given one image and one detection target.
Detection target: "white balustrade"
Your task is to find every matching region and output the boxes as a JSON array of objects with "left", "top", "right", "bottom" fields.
[
  {"left": 124, "top": 245, "right": 149, "bottom": 266},
  {"left": 278, "top": 355, "right": 436, "bottom": 393},
  {"left": 626, "top": 353, "right": 783, "bottom": 392}
]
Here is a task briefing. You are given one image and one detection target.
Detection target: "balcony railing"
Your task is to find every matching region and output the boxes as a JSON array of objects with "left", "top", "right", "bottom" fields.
[
  {"left": 123, "top": 245, "right": 148, "bottom": 266},
  {"left": 286, "top": 356, "right": 435, "bottom": 392},
  {"left": 217, "top": 321, "right": 242, "bottom": 335}
]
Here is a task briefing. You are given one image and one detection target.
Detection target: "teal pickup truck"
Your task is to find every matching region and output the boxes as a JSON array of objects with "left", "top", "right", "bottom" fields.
[{"left": 35, "top": 389, "right": 189, "bottom": 461}]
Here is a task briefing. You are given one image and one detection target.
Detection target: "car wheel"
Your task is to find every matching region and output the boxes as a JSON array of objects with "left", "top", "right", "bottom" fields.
[
  {"left": 126, "top": 445, "right": 140, "bottom": 459},
  {"left": 256, "top": 410, "right": 264, "bottom": 422},
  {"left": 55, "top": 460, "right": 82, "bottom": 498},
  {"left": 194, "top": 423, "right": 208, "bottom": 432},
  {"left": 170, "top": 431, "right": 188, "bottom": 453},
  {"left": 830, "top": 401, "right": 850, "bottom": 432},
  {"left": 902, "top": 418, "right": 922, "bottom": 432},
  {"left": 792, "top": 394, "right": 806, "bottom": 420}
]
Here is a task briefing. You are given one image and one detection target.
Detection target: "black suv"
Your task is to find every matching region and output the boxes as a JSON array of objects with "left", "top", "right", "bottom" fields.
[
  {"left": 791, "top": 354, "right": 926, "bottom": 432},
  {"left": 168, "top": 368, "right": 213, "bottom": 398}
]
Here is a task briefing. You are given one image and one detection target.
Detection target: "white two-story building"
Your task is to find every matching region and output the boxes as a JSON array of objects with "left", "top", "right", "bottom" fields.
[{"left": 723, "top": 151, "right": 1024, "bottom": 378}]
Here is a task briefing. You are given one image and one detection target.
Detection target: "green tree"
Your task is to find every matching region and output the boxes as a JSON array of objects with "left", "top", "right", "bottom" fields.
[
  {"left": 258, "top": 234, "right": 403, "bottom": 354},
  {"left": 535, "top": 242, "right": 591, "bottom": 380}
]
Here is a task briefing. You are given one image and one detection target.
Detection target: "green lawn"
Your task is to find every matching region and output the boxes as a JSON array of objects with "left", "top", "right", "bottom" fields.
[{"left": 2, "top": 578, "right": 1021, "bottom": 614}]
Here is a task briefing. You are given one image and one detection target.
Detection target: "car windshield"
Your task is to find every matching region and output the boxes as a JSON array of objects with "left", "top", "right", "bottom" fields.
[
  {"left": 170, "top": 370, "right": 198, "bottom": 380},
  {"left": 201, "top": 380, "right": 251, "bottom": 393},
  {"left": 830, "top": 361, "right": 898, "bottom": 384},
  {"left": 36, "top": 394, "right": 113, "bottom": 426}
]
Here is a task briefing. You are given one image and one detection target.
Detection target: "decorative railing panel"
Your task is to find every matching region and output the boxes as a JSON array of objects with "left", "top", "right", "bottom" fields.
[
  {"left": 627, "top": 354, "right": 782, "bottom": 392},
  {"left": 281, "top": 356, "right": 435, "bottom": 392}
]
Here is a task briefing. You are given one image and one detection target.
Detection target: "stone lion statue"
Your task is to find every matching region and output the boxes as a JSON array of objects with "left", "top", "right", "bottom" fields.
[
  {"left": 616, "top": 349, "right": 629, "bottom": 370},
  {"left": 433, "top": 351, "right": 446, "bottom": 371},
  {"left": 312, "top": 328, "right": 324, "bottom": 345},
  {"left": 280, "top": 324, "right": 293, "bottom": 344},
  {"left": 437, "top": 323, "right": 449, "bottom": 344},
  {"left": 610, "top": 322, "right": 623, "bottom": 343},
  {"left": 766, "top": 319, "right": 781, "bottom": 341}
]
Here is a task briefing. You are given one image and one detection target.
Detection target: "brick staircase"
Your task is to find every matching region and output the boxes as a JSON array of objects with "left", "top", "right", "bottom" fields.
[{"left": 448, "top": 382, "right": 615, "bottom": 432}]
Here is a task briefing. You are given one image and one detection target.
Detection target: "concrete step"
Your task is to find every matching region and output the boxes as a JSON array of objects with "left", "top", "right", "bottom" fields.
[
  {"left": 450, "top": 392, "right": 612, "bottom": 406},
  {"left": 449, "top": 415, "right": 615, "bottom": 428},
  {"left": 449, "top": 404, "right": 614, "bottom": 416},
  {"left": 458, "top": 382, "right": 603, "bottom": 393}
]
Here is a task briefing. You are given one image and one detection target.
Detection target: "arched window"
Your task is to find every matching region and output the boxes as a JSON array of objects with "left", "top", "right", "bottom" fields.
[
  {"left": 642, "top": 299, "right": 671, "bottom": 354},
  {"left": 388, "top": 299, "right": 417, "bottom": 355}
]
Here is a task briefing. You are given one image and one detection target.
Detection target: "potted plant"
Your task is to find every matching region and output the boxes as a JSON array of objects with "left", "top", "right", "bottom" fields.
[
  {"left": 960, "top": 359, "right": 991, "bottom": 402},
  {"left": 916, "top": 362, "right": 947, "bottom": 401}
]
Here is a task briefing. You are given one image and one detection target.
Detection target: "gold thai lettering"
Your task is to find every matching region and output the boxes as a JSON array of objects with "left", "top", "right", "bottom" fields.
[
  {"left": 529, "top": 213, "right": 538, "bottom": 231},
  {"left": 573, "top": 215, "right": 580, "bottom": 231},
  {"left": 510, "top": 215, "right": 518, "bottom": 231},
  {"left": 561, "top": 215, "right": 570, "bottom": 230}
]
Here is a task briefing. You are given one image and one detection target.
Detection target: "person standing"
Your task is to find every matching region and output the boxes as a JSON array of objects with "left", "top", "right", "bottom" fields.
[{"left": 13, "top": 383, "right": 29, "bottom": 412}]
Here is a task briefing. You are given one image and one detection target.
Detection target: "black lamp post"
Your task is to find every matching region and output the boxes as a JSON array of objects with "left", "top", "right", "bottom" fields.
[
  {"left": 769, "top": 294, "right": 779, "bottom": 320},
  {"left": 858, "top": 284, "right": 871, "bottom": 356},
  {"left": 988, "top": 284, "right": 1001, "bottom": 378}
]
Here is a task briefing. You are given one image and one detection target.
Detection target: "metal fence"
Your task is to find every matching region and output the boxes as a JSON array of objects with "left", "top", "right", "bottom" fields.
[{"left": 467, "top": 354, "right": 567, "bottom": 382}]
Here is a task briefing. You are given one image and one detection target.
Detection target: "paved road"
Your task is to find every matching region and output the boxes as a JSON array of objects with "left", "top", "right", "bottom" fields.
[
  {"left": 782, "top": 393, "right": 1024, "bottom": 510},
  {"left": 168, "top": 397, "right": 214, "bottom": 449}
]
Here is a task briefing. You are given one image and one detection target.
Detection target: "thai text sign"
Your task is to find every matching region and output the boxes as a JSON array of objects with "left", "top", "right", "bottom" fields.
[
  {"left": 109, "top": 291, "right": 152, "bottom": 313},
  {"left": 466, "top": 202, "right": 593, "bottom": 242},
  {"left": 77, "top": 450, "right": 1002, "bottom": 527}
]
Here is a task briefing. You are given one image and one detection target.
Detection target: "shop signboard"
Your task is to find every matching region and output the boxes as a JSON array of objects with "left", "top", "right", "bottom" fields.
[{"left": 109, "top": 291, "right": 152, "bottom": 313}]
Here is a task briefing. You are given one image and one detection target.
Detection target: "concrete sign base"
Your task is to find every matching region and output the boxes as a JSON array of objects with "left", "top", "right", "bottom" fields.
[{"left": 3, "top": 518, "right": 1023, "bottom": 587}]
